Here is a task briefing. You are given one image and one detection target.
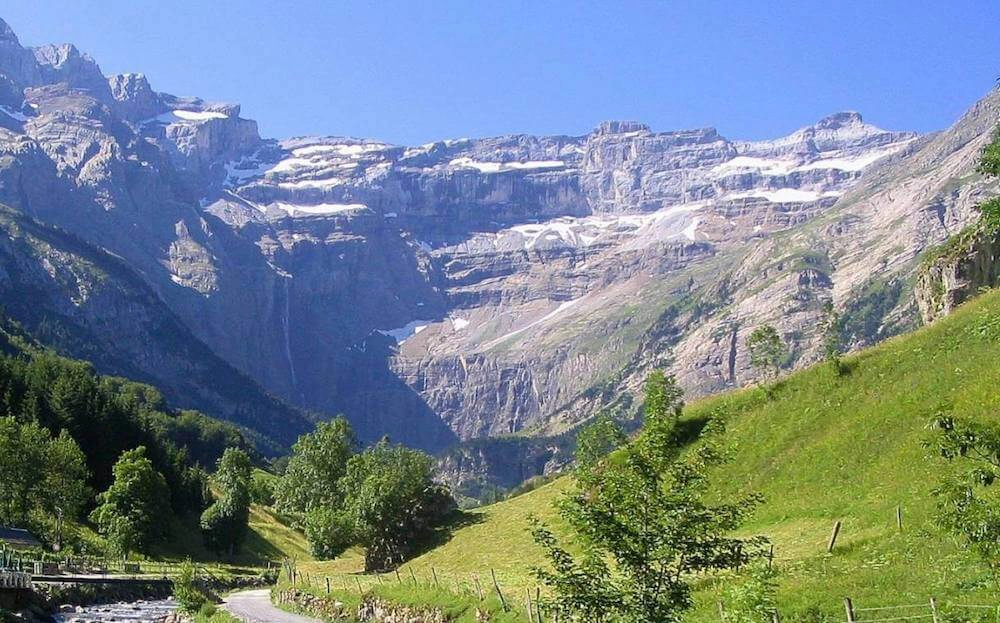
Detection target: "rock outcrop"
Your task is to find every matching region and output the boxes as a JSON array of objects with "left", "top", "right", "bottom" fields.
[{"left": 916, "top": 220, "right": 1000, "bottom": 323}]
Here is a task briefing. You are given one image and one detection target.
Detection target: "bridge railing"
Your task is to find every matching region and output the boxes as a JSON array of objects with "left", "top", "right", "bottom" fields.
[{"left": 0, "top": 570, "right": 32, "bottom": 589}]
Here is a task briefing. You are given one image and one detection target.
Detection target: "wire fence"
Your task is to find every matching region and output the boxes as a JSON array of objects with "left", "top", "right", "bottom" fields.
[
  {"left": 1, "top": 553, "right": 277, "bottom": 580},
  {"left": 283, "top": 564, "right": 550, "bottom": 622},
  {"left": 281, "top": 561, "right": 1000, "bottom": 623},
  {"left": 840, "top": 598, "right": 1000, "bottom": 623}
]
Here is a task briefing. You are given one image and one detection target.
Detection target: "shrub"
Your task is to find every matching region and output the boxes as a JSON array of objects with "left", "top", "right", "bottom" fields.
[{"left": 173, "top": 560, "right": 207, "bottom": 613}]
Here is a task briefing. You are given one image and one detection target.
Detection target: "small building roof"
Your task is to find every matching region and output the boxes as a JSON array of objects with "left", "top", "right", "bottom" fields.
[{"left": 0, "top": 527, "right": 42, "bottom": 550}]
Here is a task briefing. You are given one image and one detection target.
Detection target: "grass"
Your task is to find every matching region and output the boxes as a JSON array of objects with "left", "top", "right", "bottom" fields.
[
  {"left": 298, "top": 288, "right": 1000, "bottom": 621},
  {"left": 277, "top": 576, "right": 526, "bottom": 623},
  {"left": 142, "top": 500, "right": 311, "bottom": 569},
  {"left": 157, "top": 470, "right": 311, "bottom": 565},
  {"left": 193, "top": 604, "right": 241, "bottom": 623},
  {"left": 297, "top": 478, "right": 569, "bottom": 590}
]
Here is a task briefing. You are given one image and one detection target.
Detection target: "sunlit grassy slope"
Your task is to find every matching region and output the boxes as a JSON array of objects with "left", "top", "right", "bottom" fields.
[
  {"left": 156, "top": 499, "right": 312, "bottom": 564},
  {"left": 300, "top": 289, "right": 1000, "bottom": 620}
]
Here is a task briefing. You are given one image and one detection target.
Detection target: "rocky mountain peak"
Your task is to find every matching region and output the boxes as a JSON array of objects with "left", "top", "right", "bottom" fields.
[
  {"left": 0, "top": 18, "right": 19, "bottom": 45},
  {"left": 816, "top": 111, "right": 864, "bottom": 129},
  {"left": 0, "top": 19, "right": 40, "bottom": 96},
  {"left": 32, "top": 43, "right": 91, "bottom": 69},
  {"left": 595, "top": 120, "right": 650, "bottom": 135},
  {"left": 107, "top": 72, "right": 162, "bottom": 122},
  {"left": 31, "top": 43, "right": 109, "bottom": 100}
]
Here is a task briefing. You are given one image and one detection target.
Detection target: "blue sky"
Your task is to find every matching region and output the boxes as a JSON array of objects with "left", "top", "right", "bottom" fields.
[{"left": 6, "top": 1, "right": 999, "bottom": 145}]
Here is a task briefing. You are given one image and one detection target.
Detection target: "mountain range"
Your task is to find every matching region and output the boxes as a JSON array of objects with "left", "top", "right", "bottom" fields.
[{"left": 0, "top": 17, "right": 996, "bottom": 493}]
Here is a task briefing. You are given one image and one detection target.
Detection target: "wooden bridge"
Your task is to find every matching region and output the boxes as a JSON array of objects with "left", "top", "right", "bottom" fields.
[{"left": 29, "top": 573, "right": 173, "bottom": 586}]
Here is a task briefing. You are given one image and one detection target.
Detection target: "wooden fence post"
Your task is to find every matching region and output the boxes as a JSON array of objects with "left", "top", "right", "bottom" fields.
[
  {"left": 929, "top": 597, "right": 940, "bottom": 623},
  {"left": 526, "top": 588, "right": 535, "bottom": 623},
  {"left": 828, "top": 521, "right": 842, "bottom": 553},
  {"left": 325, "top": 577, "right": 330, "bottom": 594},
  {"left": 409, "top": 567, "right": 417, "bottom": 586},
  {"left": 474, "top": 575, "right": 484, "bottom": 601},
  {"left": 844, "top": 598, "right": 856, "bottom": 623},
  {"left": 431, "top": 567, "right": 439, "bottom": 587},
  {"left": 491, "top": 569, "right": 507, "bottom": 611},
  {"left": 536, "top": 587, "right": 543, "bottom": 623},
  {"left": 896, "top": 505, "right": 903, "bottom": 531},
  {"left": 767, "top": 543, "right": 775, "bottom": 571},
  {"left": 395, "top": 569, "right": 402, "bottom": 584}
]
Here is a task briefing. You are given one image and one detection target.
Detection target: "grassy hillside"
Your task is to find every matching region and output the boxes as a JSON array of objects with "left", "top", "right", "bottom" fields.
[
  {"left": 298, "top": 288, "right": 1000, "bottom": 620},
  {"left": 147, "top": 503, "right": 311, "bottom": 566}
]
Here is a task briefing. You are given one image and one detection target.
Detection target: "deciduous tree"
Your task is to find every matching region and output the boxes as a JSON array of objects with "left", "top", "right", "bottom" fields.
[
  {"left": 201, "top": 447, "right": 253, "bottom": 556},
  {"left": 531, "top": 372, "right": 765, "bottom": 623},
  {"left": 0, "top": 417, "right": 89, "bottom": 538},
  {"left": 274, "top": 417, "right": 355, "bottom": 519},
  {"left": 927, "top": 415, "right": 1000, "bottom": 586},
  {"left": 90, "top": 446, "right": 171, "bottom": 557},
  {"left": 322, "top": 441, "right": 456, "bottom": 572},
  {"left": 746, "top": 325, "right": 786, "bottom": 383}
]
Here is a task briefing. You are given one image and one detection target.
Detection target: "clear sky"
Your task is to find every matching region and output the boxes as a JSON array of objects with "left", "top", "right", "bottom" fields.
[{"left": 5, "top": 1, "right": 999, "bottom": 145}]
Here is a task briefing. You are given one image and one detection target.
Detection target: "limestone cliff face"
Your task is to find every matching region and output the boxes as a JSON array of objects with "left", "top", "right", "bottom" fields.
[
  {"left": 0, "top": 205, "right": 313, "bottom": 452},
  {"left": 0, "top": 17, "right": 996, "bottom": 473},
  {"left": 916, "top": 224, "right": 1000, "bottom": 323}
]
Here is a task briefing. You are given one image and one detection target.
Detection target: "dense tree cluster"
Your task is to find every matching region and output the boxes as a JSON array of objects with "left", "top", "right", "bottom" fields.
[
  {"left": 275, "top": 417, "right": 456, "bottom": 572},
  {"left": 0, "top": 417, "right": 89, "bottom": 534},
  {"left": 0, "top": 321, "right": 253, "bottom": 552}
]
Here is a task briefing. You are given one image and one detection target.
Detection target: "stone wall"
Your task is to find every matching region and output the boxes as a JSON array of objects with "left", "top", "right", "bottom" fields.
[{"left": 273, "top": 587, "right": 493, "bottom": 623}]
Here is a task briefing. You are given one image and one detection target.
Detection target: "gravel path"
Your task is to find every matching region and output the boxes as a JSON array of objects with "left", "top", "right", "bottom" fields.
[{"left": 222, "top": 590, "right": 320, "bottom": 623}]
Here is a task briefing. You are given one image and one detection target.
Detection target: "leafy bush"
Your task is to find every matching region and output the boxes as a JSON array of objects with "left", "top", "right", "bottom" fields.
[
  {"left": 249, "top": 471, "right": 276, "bottom": 506},
  {"left": 976, "top": 126, "right": 1000, "bottom": 177},
  {"left": 173, "top": 560, "right": 207, "bottom": 613},
  {"left": 303, "top": 507, "right": 353, "bottom": 559},
  {"left": 721, "top": 565, "right": 778, "bottom": 623}
]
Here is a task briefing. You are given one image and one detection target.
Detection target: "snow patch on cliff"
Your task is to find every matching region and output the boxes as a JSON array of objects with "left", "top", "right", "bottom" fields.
[
  {"left": 269, "top": 202, "right": 368, "bottom": 217},
  {"left": 378, "top": 320, "right": 432, "bottom": 344},
  {"left": 483, "top": 298, "right": 583, "bottom": 350},
  {"left": 728, "top": 188, "right": 841, "bottom": 203},
  {"left": 491, "top": 200, "right": 710, "bottom": 250},
  {"left": 449, "top": 157, "right": 566, "bottom": 174},
  {"left": 148, "top": 109, "right": 228, "bottom": 124}
]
